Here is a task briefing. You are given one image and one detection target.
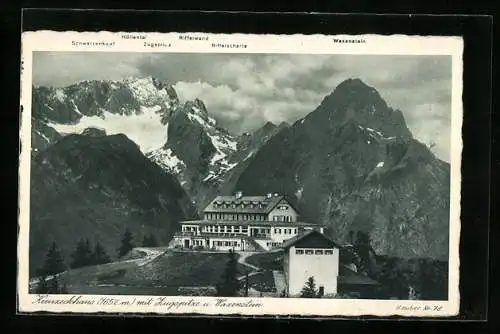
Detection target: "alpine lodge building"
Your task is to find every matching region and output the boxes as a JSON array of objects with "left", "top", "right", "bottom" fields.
[{"left": 171, "top": 191, "right": 325, "bottom": 252}]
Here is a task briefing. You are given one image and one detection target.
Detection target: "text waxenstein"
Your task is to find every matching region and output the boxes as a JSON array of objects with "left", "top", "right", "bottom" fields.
[
  {"left": 215, "top": 299, "right": 262, "bottom": 307},
  {"left": 332, "top": 38, "right": 366, "bottom": 44}
]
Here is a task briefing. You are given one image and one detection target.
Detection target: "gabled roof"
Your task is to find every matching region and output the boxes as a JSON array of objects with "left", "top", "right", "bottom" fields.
[
  {"left": 280, "top": 230, "right": 341, "bottom": 250},
  {"left": 203, "top": 194, "right": 294, "bottom": 214},
  {"left": 179, "top": 220, "right": 318, "bottom": 227}
]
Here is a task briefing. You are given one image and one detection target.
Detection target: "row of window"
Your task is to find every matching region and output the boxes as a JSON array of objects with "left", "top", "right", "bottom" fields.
[
  {"left": 204, "top": 226, "right": 248, "bottom": 233},
  {"left": 295, "top": 249, "right": 335, "bottom": 255},
  {"left": 205, "top": 213, "right": 267, "bottom": 221},
  {"left": 254, "top": 228, "right": 271, "bottom": 234},
  {"left": 183, "top": 225, "right": 304, "bottom": 236},
  {"left": 274, "top": 228, "right": 297, "bottom": 235},
  {"left": 213, "top": 240, "right": 240, "bottom": 247},
  {"left": 266, "top": 242, "right": 281, "bottom": 248},
  {"left": 192, "top": 240, "right": 204, "bottom": 246},
  {"left": 184, "top": 226, "right": 299, "bottom": 235},
  {"left": 213, "top": 203, "right": 263, "bottom": 209},
  {"left": 271, "top": 215, "right": 294, "bottom": 222},
  {"left": 189, "top": 239, "right": 241, "bottom": 248},
  {"left": 183, "top": 225, "right": 251, "bottom": 234}
]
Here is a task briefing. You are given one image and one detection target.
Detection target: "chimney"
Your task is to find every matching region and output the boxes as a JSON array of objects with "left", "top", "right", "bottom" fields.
[{"left": 235, "top": 191, "right": 243, "bottom": 199}]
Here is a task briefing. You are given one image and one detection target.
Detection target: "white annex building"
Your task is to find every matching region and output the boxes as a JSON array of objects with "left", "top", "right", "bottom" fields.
[
  {"left": 171, "top": 191, "right": 325, "bottom": 251},
  {"left": 281, "top": 230, "right": 340, "bottom": 297}
]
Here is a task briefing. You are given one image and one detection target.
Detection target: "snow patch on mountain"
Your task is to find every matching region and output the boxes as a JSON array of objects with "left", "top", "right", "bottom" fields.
[
  {"left": 71, "top": 100, "right": 82, "bottom": 115},
  {"left": 206, "top": 132, "right": 239, "bottom": 178},
  {"left": 186, "top": 112, "right": 209, "bottom": 128},
  {"left": 49, "top": 105, "right": 166, "bottom": 152},
  {"left": 54, "top": 89, "right": 66, "bottom": 102},
  {"left": 244, "top": 151, "right": 254, "bottom": 161},
  {"left": 358, "top": 125, "right": 399, "bottom": 142},
  {"left": 209, "top": 134, "right": 237, "bottom": 157},
  {"left": 366, "top": 127, "right": 384, "bottom": 137},
  {"left": 147, "top": 148, "right": 186, "bottom": 174},
  {"left": 125, "top": 77, "right": 173, "bottom": 106}
]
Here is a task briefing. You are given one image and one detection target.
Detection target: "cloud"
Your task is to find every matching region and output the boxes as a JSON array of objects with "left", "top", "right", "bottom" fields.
[
  {"left": 32, "top": 52, "right": 144, "bottom": 87},
  {"left": 32, "top": 52, "right": 452, "bottom": 161}
]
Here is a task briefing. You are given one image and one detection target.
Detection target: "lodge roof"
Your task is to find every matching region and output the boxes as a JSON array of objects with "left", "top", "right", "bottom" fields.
[
  {"left": 203, "top": 193, "right": 294, "bottom": 214},
  {"left": 179, "top": 220, "right": 319, "bottom": 227},
  {"left": 280, "top": 230, "right": 341, "bottom": 250}
]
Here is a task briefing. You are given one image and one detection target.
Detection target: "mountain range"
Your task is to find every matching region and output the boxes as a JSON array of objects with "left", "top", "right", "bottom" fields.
[
  {"left": 235, "top": 79, "right": 450, "bottom": 260},
  {"left": 28, "top": 76, "right": 450, "bottom": 273},
  {"left": 31, "top": 77, "right": 286, "bottom": 208}
]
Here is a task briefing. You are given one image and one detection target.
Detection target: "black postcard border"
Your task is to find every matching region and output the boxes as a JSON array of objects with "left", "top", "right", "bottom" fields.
[{"left": 15, "top": 9, "right": 493, "bottom": 326}]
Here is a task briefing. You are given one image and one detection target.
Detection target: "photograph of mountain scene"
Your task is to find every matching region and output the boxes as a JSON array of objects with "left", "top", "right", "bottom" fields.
[{"left": 27, "top": 52, "right": 451, "bottom": 300}]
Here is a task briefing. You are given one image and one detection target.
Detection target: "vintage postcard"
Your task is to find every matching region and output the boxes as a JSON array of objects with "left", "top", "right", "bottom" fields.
[{"left": 18, "top": 31, "right": 463, "bottom": 317}]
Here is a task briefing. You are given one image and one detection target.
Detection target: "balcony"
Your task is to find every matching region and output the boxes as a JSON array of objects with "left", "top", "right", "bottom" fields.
[
  {"left": 251, "top": 234, "right": 272, "bottom": 240},
  {"left": 175, "top": 231, "right": 248, "bottom": 239},
  {"left": 174, "top": 231, "right": 197, "bottom": 237}
]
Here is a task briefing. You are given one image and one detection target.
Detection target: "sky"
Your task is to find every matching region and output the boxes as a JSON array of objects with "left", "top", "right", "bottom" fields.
[{"left": 32, "top": 52, "right": 452, "bottom": 162}]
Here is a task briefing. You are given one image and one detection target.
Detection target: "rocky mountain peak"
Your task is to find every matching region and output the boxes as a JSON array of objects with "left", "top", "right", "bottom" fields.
[
  {"left": 193, "top": 98, "right": 208, "bottom": 113},
  {"left": 278, "top": 121, "right": 290, "bottom": 128},
  {"left": 261, "top": 121, "right": 277, "bottom": 131},
  {"left": 307, "top": 78, "right": 413, "bottom": 139},
  {"left": 234, "top": 79, "right": 447, "bottom": 260},
  {"left": 334, "top": 77, "right": 372, "bottom": 91},
  {"left": 324, "top": 78, "right": 388, "bottom": 115}
]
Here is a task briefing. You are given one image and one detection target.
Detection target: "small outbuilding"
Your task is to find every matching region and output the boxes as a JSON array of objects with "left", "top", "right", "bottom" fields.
[{"left": 281, "top": 230, "right": 341, "bottom": 297}]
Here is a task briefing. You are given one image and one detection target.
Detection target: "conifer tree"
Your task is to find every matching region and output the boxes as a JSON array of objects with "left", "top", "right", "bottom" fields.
[
  {"left": 142, "top": 235, "right": 149, "bottom": 247},
  {"left": 300, "top": 276, "right": 318, "bottom": 298},
  {"left": 216, "top": 249, "right": 240, "bottom": 296},
  {"left": 354, "top": 231, "right": 372, "bottom": 276},
  {"left": 49, "top": 276, "right": 60, "bottom": 294},
  {"left": 85, "top": 238, "right": 92, "bottom": 263},
  {"left": 40, "top": 241, "right": 66, "bottom": 276},
  {"left": 118, "top": 228, "right": 134, "bottom": 258},
  {"left": 35, "top": 275, "right": 49, "bottom": 294},
  {"left": 244, "top": 270, "right": 249, "bottom": 297},
  {"left": 91, "top": 241, "right": 111, "bottom": 265},
  {"left": 142, "top": 233, "right": 159, "bottom": 247},
  {"left": 148, "top": 234, "right": 158, "bottom": 247},
  {"left": 70, "top": 237, "right": 92, "bottom": 269}
]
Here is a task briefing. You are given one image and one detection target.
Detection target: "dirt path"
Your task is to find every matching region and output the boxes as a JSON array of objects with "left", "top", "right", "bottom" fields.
[
  {"left": 236, "top": 251, "right": 260, "bottom": 271},
  {"left": 131, "top": 247, "right": 167, "bottom": 267}
]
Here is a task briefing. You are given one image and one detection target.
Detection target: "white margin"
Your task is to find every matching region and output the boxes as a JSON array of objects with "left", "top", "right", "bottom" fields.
[{"left": 18, "top": 31, "right": 463, "bottom": 317}]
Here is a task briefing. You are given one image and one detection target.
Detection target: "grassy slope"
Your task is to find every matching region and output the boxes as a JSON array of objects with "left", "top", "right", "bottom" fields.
[
  {"left": 245, "top": 251, "right": 284, "bottom": 271},
  {"left": 33, "top": 250, "right": 250, "bottom": 295},
  {"left": 125, "top": 251, "right": 248, "bottom": 286}
]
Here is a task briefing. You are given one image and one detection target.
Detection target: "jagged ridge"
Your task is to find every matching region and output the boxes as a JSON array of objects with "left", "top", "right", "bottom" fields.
[{"left": 234, "top": 78, "right": 450, "bottom": 260}]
